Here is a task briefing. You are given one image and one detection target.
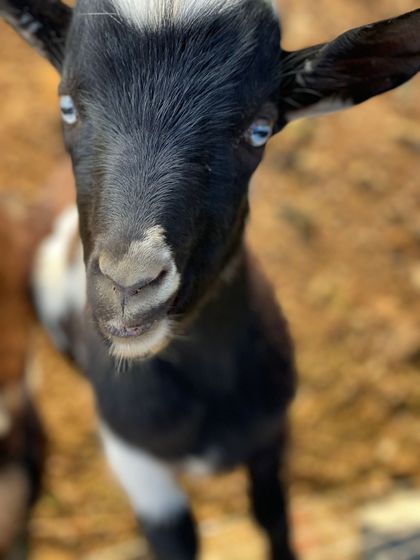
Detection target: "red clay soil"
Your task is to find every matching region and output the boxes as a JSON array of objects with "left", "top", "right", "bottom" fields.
[{"left": 0, "top": 1, "right": 419, "bottom": 558}]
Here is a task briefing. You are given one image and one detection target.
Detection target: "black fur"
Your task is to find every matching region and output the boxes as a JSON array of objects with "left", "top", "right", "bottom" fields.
[
  {"left": 62, "top": 0, "right": 282, "bottom": 329},
  {"left": 247, "top": 439, "right": 295, "bottom": 560},
  {"left": 75, "top": 252, "right": 297, "bottom": 559},
  {"left": 0, "top": 0, "right": 71, "bottom": 69},
  {"left": 80, "top": 257, "right": 296, "bottom": 462},
  {"left": 280, "top": 9, "right": 420, "bottom": 120},
  {"left": 141, "top": 509, "right": 198, "bottom": 560}
]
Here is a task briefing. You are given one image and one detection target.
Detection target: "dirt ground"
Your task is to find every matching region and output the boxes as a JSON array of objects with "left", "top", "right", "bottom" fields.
[{"left": 0, "top": 1, "right": 419, "bottom": 558}]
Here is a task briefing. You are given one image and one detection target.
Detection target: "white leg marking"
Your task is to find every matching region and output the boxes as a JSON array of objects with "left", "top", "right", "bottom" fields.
[
  {"left": 32, "top": 205, "right": 86, "bottom": 349},
  {"left": 100, "top": 421, "right": 188, "bottom": 523}
]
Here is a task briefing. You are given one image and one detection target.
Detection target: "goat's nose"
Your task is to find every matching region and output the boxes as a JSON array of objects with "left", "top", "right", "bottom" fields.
[
  {"left": 98, "top": 250, "right": 169, "bottom": 296},
  {"left": 99, "top": 257, "right": 167, "bottom": 296},
  {"left": 94, "top": 227, "right": 180, "bottom": 307}
]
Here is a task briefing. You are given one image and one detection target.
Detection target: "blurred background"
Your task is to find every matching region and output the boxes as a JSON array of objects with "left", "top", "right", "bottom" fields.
[{"left": 0, "top": 0, "right": 419, "bottom": 559}]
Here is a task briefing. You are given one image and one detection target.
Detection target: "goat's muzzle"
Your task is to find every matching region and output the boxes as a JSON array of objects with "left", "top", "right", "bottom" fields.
[{"left": 88, "top": 226, "right": 180, "bottom": 360}]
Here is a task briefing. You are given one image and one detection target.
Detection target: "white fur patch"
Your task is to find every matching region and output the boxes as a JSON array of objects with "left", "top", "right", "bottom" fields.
[
  {"left": 32, "top": 205, "right": 86, "bottom": 349},
  {"left": 286, "top": 97, "right": 354, "bottom": 122},
  {"left": 181, "top": 450, "right": 220, "bottom": 476},
  {"left": 112, "top": 0, "right": 275, "bottom": 27},
  {"left": 100, "top": 421, "right": 187, "bottom": 522}
]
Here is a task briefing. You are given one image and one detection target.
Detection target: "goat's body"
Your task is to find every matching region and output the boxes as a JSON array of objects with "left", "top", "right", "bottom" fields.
[
  {"left": 0, "top": 190, "right": 67, "bottom": 558},
  {"left": 70, "top": 248, "right": 295, "bottom": 466},
  {"left": 36, "top": 224, "right": 297, "bottom": 558}
]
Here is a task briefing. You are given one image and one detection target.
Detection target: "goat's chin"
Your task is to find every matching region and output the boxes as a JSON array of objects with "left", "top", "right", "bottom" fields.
[{"left": 109, "top": 319, "right": 171, "bottom": 362}]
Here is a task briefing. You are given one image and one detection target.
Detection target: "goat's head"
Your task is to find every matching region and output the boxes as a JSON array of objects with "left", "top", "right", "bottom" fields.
[{"left": 2, "top": 0, "right": 419, "bottom": 360}]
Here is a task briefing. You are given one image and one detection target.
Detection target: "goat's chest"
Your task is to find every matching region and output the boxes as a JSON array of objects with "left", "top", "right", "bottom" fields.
[{"left": 90, "top": 355, "right": 286, "bottom": 465}]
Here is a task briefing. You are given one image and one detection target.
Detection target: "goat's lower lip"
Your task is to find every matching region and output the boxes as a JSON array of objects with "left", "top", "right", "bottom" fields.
[{"left": 103, "top": 321, "right": 156, "bottom": 339}]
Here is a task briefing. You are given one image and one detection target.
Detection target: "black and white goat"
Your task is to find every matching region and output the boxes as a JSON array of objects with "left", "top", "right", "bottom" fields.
[{"left": 1, "top": 0, "right": 419, "bottom": 558}]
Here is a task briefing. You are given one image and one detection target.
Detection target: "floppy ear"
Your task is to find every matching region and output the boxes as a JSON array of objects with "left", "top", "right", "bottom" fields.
[
  {"left": 0, "top": 0, "right": 72, "bottom": 71},
  {"left": 280, "top": 9, "right": 420, "bottom": 122}
]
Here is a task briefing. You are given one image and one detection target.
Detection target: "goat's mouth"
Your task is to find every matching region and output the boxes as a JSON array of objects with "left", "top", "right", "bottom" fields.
[{"left": 99, "top": 313, "right": 172, "bottom": 361}]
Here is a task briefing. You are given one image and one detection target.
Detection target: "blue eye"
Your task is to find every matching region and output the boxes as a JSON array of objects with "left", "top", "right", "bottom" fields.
[
  {"left": 245, "top": 119, "right": 273, "bottom": 147},
  {"left": 60, "top": 95, "right": 78, "bottom": 125}
]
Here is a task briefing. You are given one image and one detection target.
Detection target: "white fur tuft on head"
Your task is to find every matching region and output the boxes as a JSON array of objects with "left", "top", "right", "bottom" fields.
[{"left": 112, "top": 0, "right": 276, "bottom": 28}]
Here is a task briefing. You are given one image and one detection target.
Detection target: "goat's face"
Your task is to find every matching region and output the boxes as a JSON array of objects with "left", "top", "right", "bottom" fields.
[
  {"left": 2, "top": 0, "right": 419, "bottom": 359},
  {"left": 61, "top": 0, "right": 282, "bottom": 359}
]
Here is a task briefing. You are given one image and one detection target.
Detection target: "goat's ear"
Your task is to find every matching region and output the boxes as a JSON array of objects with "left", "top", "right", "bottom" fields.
[
  {"left": 280, "top": 9, "right": 420, "bottom": 123},
  {"left": 0, "top": 0, "right": 72, "bottom": 71}
]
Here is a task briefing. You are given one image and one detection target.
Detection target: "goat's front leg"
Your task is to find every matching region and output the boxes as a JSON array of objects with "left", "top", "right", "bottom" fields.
[
  {"left": 99, "top": 422, "right": 198, "bottom": 560},
  {"left": 247, "top": 442, "right": 296, "bottom": 560}
]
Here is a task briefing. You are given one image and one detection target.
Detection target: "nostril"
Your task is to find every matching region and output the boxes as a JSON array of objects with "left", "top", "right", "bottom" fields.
[
  {"left": 150, "top": 268, "right": 168, "bottom": 286},
  {"left": 131, "top": 268, "right": 168, "bottom": 295},
  {"left": 103, "top": 267, "right": 169, "bottom": 297}
]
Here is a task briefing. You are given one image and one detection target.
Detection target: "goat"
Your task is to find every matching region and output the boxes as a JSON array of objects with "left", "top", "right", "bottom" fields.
[
  {"left": 1, "top": 1, "right": 419, "bottom": 558},
  {"left": 0, "top": 190, "right": 62, "bottom": 558},
  {"left": 0, "top": 163, "right": 74, "bottom": 558}
]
